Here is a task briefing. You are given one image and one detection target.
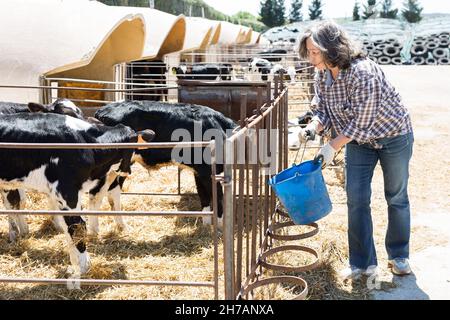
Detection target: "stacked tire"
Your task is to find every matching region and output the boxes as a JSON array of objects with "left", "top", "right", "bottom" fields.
[
  {"left": 409, "top": 32, "right": 449, "bottom": 65},
  {"left": 363, "top": 38, "right": 403, "bottom": 65},
  {"left": 362, "top": 32, "right": 450, "bottom": 65}
]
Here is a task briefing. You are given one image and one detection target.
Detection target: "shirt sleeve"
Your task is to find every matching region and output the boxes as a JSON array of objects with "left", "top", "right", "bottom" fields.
[
  {"left": 341, "top": 73, "right": 381, "bottom": 142},
  {"left": 310, "top": 80, "right": 331, "bottom": 132}
]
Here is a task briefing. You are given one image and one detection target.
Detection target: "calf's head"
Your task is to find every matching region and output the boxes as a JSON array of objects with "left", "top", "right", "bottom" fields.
[
  {"left": 117, "top": 128, "right": 155, "bottom": 176},
  {"left": 28, "top": 99, "right": 85, "bottom": 120}
]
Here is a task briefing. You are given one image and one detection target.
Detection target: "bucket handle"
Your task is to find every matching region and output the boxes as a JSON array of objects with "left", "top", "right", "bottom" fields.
[{"left": 313, "top": 154, "right": 324, "bottom": 167}]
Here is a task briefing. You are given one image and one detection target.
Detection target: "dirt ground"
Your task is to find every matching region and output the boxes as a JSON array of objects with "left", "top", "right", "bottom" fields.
[
  {"left": 0, "top": 66, "right": 448, "bottom": 300},
  {"left": 371, "top": 66, "right": 450, "bottom": 299}
]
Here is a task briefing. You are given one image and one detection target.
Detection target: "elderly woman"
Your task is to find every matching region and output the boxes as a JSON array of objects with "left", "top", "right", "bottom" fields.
[{"left": 298, "top": 20, "right": 414, "bottom": 280}]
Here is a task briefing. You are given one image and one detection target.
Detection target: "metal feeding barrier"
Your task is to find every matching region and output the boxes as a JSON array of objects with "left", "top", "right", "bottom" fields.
[{"left": 219, "top": 77, "right": 321, "bottom": 300}]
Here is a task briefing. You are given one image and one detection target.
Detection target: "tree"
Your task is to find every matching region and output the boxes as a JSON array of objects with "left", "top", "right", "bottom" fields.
[
  {"left": 402, "top": 0, "right": 423, "bottom": 23},
  {"left": 233, "top": 11, "right": 257, "bottom": 21},
  {"left": 353, "top": 1, "right": 361, "bottom": 21},
  {"left": 259, "top": 0, "right": 275, "bottom": 27},
  {"left": 273, "top": 0, "right": 286, "bottom": 26},
  {"left": 362, "top": 0, "right": 378, "bottom": 19},
  {"left": 308, "top": 0, "right": 323, "bottom": 20},
  {"left": 289, "top": 0, "right": 303, "bottom": 23},
  {"left": 259, "top": 0, "right": 285, "bottom": 27},
  {"left": 380, "top": 0, "right": 398, "bottom": 19}
]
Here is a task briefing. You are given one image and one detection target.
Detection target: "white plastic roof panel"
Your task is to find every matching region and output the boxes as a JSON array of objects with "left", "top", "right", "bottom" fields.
[{"left": 0, "top": 0, "right": 146, "bottom": 102}]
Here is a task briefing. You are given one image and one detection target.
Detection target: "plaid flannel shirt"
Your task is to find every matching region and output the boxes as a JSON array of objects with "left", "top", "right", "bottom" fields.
[{"left": 311, "top": 58, "right": 413, "bottom": 149}]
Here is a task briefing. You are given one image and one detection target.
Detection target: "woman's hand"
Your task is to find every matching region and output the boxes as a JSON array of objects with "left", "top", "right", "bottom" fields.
[
  {"left": 318, "top": 134, "right": 352, "bottom": 166},
  {"left": 317, "top": 143, "right": 337, "bottom": 166},
  {"left": 298, "top": 120, "right": 323, "bottom": 143}
]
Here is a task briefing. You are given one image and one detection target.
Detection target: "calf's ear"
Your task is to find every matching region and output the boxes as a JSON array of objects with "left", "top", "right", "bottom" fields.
[
  {"left": 86, "top": 117, "right": 104, "bottom": 125},
  {"left": 28, "top": 102, "right": 49, "bottom": 113},
  {"left": 138, "top": 129, "right": 155, "bottom": 143}
]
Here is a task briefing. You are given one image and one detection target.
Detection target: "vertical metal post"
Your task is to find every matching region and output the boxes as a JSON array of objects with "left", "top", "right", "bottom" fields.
[
  {"left": 223, "top": 137, "right": 235, "bottom": 300},
  {"left": 250, "top": 130, "right": 258, "bottom": 273},
  {"left": 210, "top": 141, "right": 219, "bottom": 300},
  {"left": 264, "top": 108, "right": 270, "bottom": 246},
  {"left": 276, "top": 77, "right": 283, "bottom": 172},
  {"left": 283, "top": 88, "right": 289, "bottom": 170},
  {"left": 266, "top": 81, "right": 272, "bottom": 105},
  {"left": 39, "top": 75, "right": 45, "bottom": 104},
  {"left": 235, "top": 92, "right": 247, "bottom": 295},
  {"left": 177, "top": 167, "right": 182, "bottom": 195},
  {"left": 245, "top": 140, "right": 250, "bottom": 279}
]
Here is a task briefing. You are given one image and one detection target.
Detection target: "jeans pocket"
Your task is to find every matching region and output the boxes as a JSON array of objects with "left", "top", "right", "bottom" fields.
[{"left": 379, "top": 134, "right": 412, "bottom": 154}]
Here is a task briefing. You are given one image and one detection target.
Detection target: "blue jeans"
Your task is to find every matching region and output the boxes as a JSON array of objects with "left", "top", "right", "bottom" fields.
[{"left": 345, "top": 132, "right": 414, "bottom": 269}]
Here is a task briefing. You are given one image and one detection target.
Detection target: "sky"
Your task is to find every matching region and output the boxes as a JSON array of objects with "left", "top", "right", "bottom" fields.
[{"left": 202, "top": 0, "right": 450, "bottom": 19}]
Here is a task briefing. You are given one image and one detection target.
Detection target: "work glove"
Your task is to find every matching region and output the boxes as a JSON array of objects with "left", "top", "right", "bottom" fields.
[
  {"left": 317, "top": 142, "right": 337, "bottom": 167},
  {"left": 298, "top": 121, "right": 319, "bottom": 144}
]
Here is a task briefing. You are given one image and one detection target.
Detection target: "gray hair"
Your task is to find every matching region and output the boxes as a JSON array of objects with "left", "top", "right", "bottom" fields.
[{"left": 299, "top": 20, "right": 366, "bottom": 69}]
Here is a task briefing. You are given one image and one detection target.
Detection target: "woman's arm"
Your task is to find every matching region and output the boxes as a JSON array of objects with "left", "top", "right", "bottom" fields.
[
  {"left": 330, "top": 133, "right": 352, "bottom": 150},
  {"left": 310, "top": 75, "right": 332, "bottom": 132}
]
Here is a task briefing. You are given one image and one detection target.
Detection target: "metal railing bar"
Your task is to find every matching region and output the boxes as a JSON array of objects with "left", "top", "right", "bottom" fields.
[
  {"left": 0, "top": 209, "right": 213, "bottom": 217},
  {"left": 0, "top": 277, "right": 214, "bottom": 288},
  {"left": 0, "top": 85, "right": 176, "bottom": 93},
  {"left": 0, "top": 141, "right": 210, "bottom": 150}
]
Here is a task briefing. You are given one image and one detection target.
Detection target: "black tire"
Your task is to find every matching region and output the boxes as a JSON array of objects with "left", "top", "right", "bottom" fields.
[
  {"left": 413, "top": 40, "right": 425, "bottom": 47},
  {"left": 391, "top": 57, "right": 403, "bottom": 65},
  {"left": 383, "top": 46, "right": 400, "bottom": 57},
  {"left": 412, "top": 56, "right": 426, "bottom": 65},
  {"left": 371, "top": 50, "right": 383, "bottom": 58},
  {"left": 438, "top": 33, "right": 450, "bottom": 40},
  {"left": 438, "top": 38, "right": 450, "bottom": 48},
  {"left": 411, "top": 45, "right": 428, "bottom": 58},
  {"left": 438, "top": 57, "right": 450, "bottom": 65},
  {"left": 378, "top": 56, "right": 392, "bottom": 65},
  {"left": 426, "top": 57, "right": 437, "bottom": 65},
  {"left": 432, "top": 48, "right": 447, "bottom": 59},
  {"left": 426, "top": 41, "right": 439, "bottom": 50},
  {"left": 370, "top": 57, "right": 378, "bottom": 63},
  {"left": 365, "top": 44, "right": 375, "bottom": 52},
  {"left": 376, "top": 43, "right": 387, "bottom": 51}
]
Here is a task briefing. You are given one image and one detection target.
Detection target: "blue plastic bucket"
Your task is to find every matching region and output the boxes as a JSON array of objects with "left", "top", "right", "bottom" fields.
[{"left": 268, "top": 159, "right": 332, "bottom": 225}]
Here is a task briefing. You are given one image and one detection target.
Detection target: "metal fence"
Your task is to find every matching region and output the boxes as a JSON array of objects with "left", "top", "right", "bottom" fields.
[
  {"left": 0, "top": 139, "right": 221, "bottom": 298},
  {"left": 220, "top": 77, "right": 320, "bottom": 300},
  {"left": 0, "top": 44, "right": 330, "bottom": 299}
]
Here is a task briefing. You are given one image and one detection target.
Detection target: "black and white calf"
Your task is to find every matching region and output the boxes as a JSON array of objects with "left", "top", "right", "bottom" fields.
[
  {"left": 0, "top": 99, "right": 85, "bottom": 119},
  {"left": 255, "top": 49, "right": 288, "bottom": 62},
  {"left": 287, "top": 111, "right": 314, "bottom": 150},
  {"left": 172, "top": 63, "right": 233, "bottom": 81},
  {"left": 0, "top": 99, "right": 86, "bottom": 241},
  {"left": 269, "top": 64, "right": 297, "bottom": 83},
  {"left": 0, "top": 112, "right": 154, "bottom": 284},
  {"left": 247, "top": 58, "right": 272, "bottom": 81},
  {"left": 95, "top": 101, "right": 238, "bottom": 227}
]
